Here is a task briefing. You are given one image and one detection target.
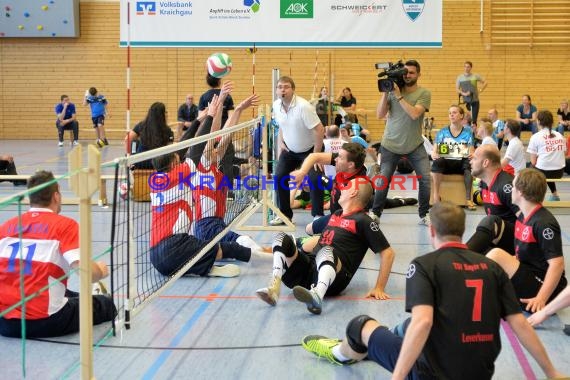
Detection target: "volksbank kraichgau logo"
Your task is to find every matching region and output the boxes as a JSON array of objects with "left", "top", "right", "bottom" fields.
[
  {"left": 244, "top": 0, "right": 261, "bottom": 13},
  {"left": 280, "top": 0, "right": 313, "bottom": 18},
  {"left": 136, "top": 1, "right": 156, "bottom": 15},
  {"left": 402, "top": 0, "right": 424, "bottom": 21}
]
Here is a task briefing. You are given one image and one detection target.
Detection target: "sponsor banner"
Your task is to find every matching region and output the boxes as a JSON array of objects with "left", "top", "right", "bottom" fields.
[{"left": 120, "top": 0, "right": 441, "bottom": 48}]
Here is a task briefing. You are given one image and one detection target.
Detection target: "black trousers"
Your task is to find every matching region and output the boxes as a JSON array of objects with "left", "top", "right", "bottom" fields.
[
  {"left": 274, "top": 147, "right": 325, "bottom": 219},
  {"left": 0, "top": 289, "right": 116, "bottom": 338},
  {"left": 56, "top": 120, "right": 79, "bottom": 142}
]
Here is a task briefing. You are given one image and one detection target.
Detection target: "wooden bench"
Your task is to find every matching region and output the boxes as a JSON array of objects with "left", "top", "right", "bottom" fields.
[{"left": 430, "top": 174, "right": 471, "bottom": 207}]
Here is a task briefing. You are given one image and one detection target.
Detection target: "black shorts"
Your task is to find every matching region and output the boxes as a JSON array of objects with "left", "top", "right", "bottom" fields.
[
  {"left": 431, "top": 157, "right": 470, "bottom": 174},
  {"left": 282, "top": 250, "right": 352, "bottom": 296},
  {"left": 511, "top": 262, "right": 568, "bottom": 302},
  {"left": 150, "top": 234, "right": 218, "bottom": 277},
  {"left": 92, "top": 115, "right": 105, "bottom": 127}
]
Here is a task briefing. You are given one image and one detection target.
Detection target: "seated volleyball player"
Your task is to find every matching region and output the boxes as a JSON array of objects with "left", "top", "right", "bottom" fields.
[
  {"left": 486, "top": 168, "right": 567, "bottom": 313},
  {"left": 190, "top": 91, "right": 268, "bottom": 254},
  {"left": 0, "top": 171, "right": 116, "bottom": 338},
  {"left": 466, "top": 145, "right": 519, "bottom": 255},
  {"left": 301, "top": 202, "right": 563, "bottom": 380},
  {"left": 149, "top": 93, "right": 252, "bottom": 278},
  {"left": 256, "top": 179, "right": 395, "bottom": 315}
]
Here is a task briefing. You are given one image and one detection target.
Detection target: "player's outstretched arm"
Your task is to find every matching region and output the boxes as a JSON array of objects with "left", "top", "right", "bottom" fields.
[
  {"left": 505, "top": 313, "right": 565, "bottom": 379},
  {"left": 365, "top": 247, "right": 395, "bottom": 300}
]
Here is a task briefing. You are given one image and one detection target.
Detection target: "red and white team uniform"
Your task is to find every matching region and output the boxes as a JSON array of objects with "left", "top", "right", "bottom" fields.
[
  {"left": 190, "top": 157, "right": 227, "bottom": 220},
  {"left": 0, "top": 209, "right": 80, "bottom": 320},
  {"left": 150, "top": 160, "right": 193, "bottom": 247}
]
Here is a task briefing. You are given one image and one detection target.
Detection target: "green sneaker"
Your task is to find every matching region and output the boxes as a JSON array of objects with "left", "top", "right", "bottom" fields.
[{"left": 301, "top": 335, "right": 355, "bottom": 365}]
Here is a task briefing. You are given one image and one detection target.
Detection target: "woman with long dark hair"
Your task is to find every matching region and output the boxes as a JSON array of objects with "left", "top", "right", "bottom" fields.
[{"left": 125, "top": 102, "right": 174, "bottom": 169}]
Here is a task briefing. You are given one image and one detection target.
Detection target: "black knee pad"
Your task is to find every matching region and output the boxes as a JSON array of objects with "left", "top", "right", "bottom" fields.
[
  {"left": 476, "top": 215, "right": 502, "bottom": 238},
  {"left": 346, "top": 315, "right": 375, "bottom": 354},
  {"left": 273, "top": 232, "right": 297, "bottom": 258}
]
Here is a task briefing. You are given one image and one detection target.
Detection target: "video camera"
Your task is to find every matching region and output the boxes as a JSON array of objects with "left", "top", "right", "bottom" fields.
[{"left": 375, "top": 61, "right": 408, "bottom": 92}]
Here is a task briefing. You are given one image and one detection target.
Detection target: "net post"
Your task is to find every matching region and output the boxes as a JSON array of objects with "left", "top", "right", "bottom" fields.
[{"left": 69, "top": 145, "right": 101, "bottom": 380}]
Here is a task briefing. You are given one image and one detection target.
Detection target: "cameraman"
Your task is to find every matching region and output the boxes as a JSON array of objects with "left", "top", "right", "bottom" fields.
[{"left": 369, "top": 60, "right": 432, "bottom": 225}]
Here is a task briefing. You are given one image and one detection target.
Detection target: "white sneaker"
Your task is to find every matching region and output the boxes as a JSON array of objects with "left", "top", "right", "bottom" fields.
[
  {"left": 256, "top": 277, "right": 281, "bottom": 306},
  {"left": 269, "top": 216, "right": 286, "bottom": 226},
  {"left": 418, "top": 214, "right": 431, "bottom": 226},
  {"left": 72, "top": 140, "right": 79, "bottom": 146},
  {"left": 209, "top": 264, "right": 240, "bottom": 278},
  {"left": 58, "top": 141, "right": 64, "bottom": 147}
]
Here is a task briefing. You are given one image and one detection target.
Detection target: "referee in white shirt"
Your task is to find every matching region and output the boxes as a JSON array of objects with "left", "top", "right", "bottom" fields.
[{"left": 271, "top": 76, "right": 324, "bottom": 225}]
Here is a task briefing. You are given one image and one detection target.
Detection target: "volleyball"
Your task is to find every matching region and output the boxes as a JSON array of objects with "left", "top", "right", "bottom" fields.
[{"left": 206, "top": 53, "right": 233, "bottom": 78}]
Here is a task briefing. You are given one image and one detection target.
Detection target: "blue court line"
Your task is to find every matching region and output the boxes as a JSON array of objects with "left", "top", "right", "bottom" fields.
[{"left": 142, "top": 281, "right": 227, "bottom": 380}]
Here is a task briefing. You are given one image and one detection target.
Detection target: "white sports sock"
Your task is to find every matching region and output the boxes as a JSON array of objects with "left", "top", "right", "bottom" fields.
[
  {"left": 272, "top": 251, "right": 287, "bottom": 279},
  {"left": 237, "top": 235, "right": 262, "bottom": 251},
  {"left": 314, "top": 264, "right": 336, "bottom": 300},
  {"left": 332, "top": 345, "right": 351, "bottom": 362}
]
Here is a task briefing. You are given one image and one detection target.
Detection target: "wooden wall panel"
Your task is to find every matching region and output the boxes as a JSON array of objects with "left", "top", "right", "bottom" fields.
[{"left": 0, "top": 0, "right": 569, "bottom": 142}]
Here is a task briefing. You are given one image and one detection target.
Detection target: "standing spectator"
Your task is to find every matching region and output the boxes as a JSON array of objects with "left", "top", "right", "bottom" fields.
[
  {"left": 556, "top": 99, "right": 570, "bottom": 134},
  {"left": 302, "top": 201, "right": 562, "bottom": 380},
  {"left": 431, "top": 105, "right": 476, "bottom": 210},
  {"left": 176, "top": 93, "right": 198, "bottom": 140},
  {"left": 369, "top": 59, "right": 432, "bottom": 225},
  {"left": 315, "top": 86, "right": 332, "bottom": 126},
  {"left": 501, "top": 119, "right": 526, "bottom": 175},
  {"left": 486, "top": 168, "right": 567, "bottom": 313},
  {"left": 516, "top": 94, "right": 538, "bottom": 133},
  {"left": 55, "top": 95, "right": 79, "bottom": 147},
  {"left": 83, "top": 87, "right": 109, "bottom": 147},
  {"left": 334, "top": 87, "right": 358, "bottom": 125},
  {"left": 456, "top": 61, "right": 487, "bottom": 124},
  {"left": 0, "top": 154, "right": 26, "bottom": 186},
  {"left": 527, "top": 110, "right": 566, "bottom": 201},
  {"left": 270, "top": 76, "right": 324, "bottom": 226},
  {"left": 488, "top": 108, "right": 506, "bottom": 149},
  {"left": 0, "top": 170, "right": 116, "bottom": 338}
]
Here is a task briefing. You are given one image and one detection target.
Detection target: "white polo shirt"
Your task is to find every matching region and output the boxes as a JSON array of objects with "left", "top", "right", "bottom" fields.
[{"left": 273, "top": 95, "right": 321, "bottom": 153}]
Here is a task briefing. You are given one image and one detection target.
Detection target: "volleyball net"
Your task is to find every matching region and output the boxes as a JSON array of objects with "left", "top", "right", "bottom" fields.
[{"left": 107, "top": 115, "right": 265, "bottom": 329}]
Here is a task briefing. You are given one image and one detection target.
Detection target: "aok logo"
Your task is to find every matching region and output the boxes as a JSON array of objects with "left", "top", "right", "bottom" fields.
[
  {"left": 136, "top": 1, "right": 156, "bottom": 15},
  {"left": 280, "top": 0, "right": 313, "bottom": 18}
]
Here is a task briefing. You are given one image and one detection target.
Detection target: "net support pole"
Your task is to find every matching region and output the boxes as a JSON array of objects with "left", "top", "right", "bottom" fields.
[{"left": 69, "top": 145, "right": 101, "bottom": 380}]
